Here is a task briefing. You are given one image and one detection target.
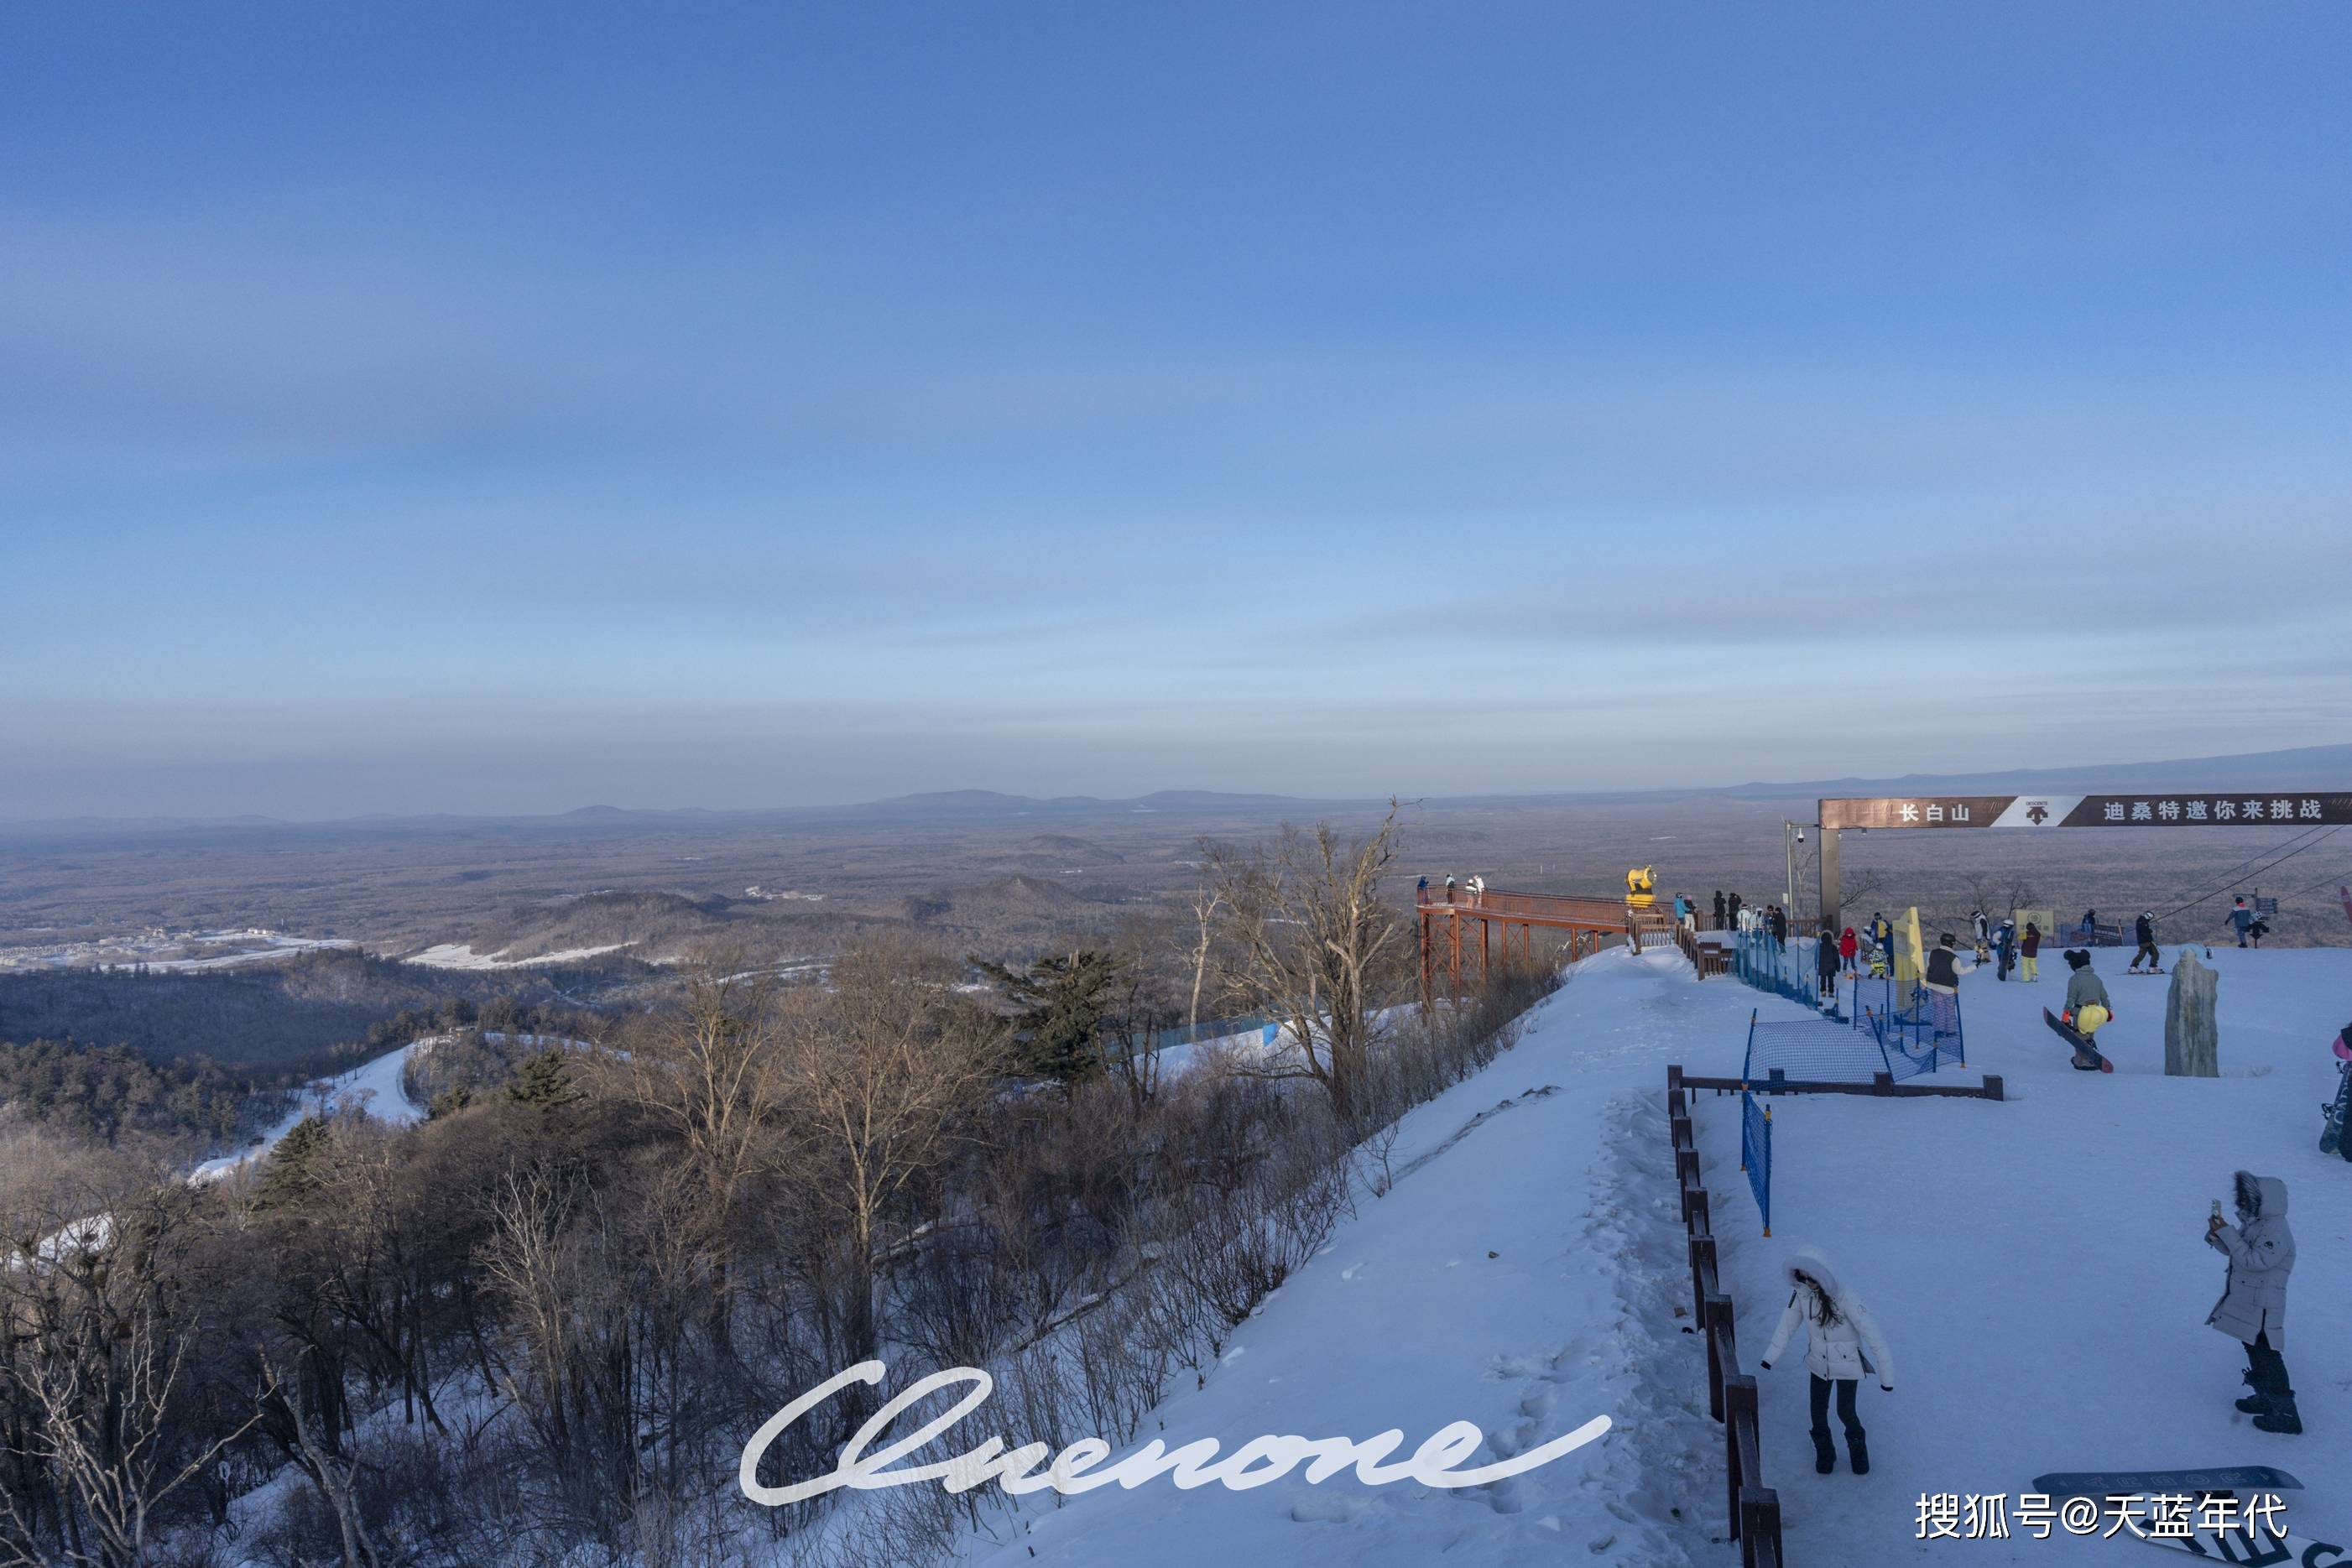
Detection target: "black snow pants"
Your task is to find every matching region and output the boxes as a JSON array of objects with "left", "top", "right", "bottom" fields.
[
  {"left": 2132, "top": 941, "right": 2160, "bottom": 969},
  {"left": 2246, "top": 1331, "right": 2292, "bottom": 1403},
  {"left": 1809, "top": 1375, "right": 1863, "bottom": 1441}
]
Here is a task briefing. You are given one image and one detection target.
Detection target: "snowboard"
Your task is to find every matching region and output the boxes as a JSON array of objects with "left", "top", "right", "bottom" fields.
[
  {"left": 2125, "top": 968, "right": 2169, "bottom": 977},
  {"left": 2137, "top": 1519, "right": 2346, "bottom": 1562},
  {"left": 2323, "top": 1061, "right": 2352, "bottom": 1157},
  {"left": 2046, "top": 1008, "right": 2115, "bottom": 1073},
  {"left": 2031, "top": 1467, "right": 2302, "bottom": 1498}
]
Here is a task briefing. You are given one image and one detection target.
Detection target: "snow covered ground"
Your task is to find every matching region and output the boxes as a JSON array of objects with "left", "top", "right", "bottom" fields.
[
  {"left": 0, "top": 929, "right": 354, "bottom": 972},
  {"left": 191, "top": 1035, "right": 436, "bottom": 1181},
  {"left": 945, "top": 941, "right": 2351, "bottom": 1566},
  {"left": 401, "top": 940, "right": 634, "bottom": 969}
]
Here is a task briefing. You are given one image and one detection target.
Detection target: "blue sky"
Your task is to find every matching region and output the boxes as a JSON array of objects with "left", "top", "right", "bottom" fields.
[{"left": 3, "top": 3, "right": 2347, "bottom": 817}]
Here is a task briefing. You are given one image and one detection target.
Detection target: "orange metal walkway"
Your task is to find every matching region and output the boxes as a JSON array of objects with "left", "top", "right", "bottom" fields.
[{"left": 1414, "top": 885, "right": 1631, "bottom": 1003}]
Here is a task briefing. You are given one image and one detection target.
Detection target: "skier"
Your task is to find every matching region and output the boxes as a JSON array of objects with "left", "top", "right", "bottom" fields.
[
  {"left": 2019, "top": 921, "right": 2041, "bottom": 982},
  {"left": 1923, "top": 933, "right": 1963, "bottom": 996},
  {"left": 1759, "top": 1247, "right": 1893, "bottom": 1476},
  {"left": 1816, "top": 926, "right": 1840, "bottom": 1002},
  {"left": 2062, "top": 950, "right": 2111, "bottom": 1069},
  {"left": 2129, "top": 912, "right": 2162, "bottom": 973},
  {"left": 1838, "top": 925, "right": 1859, "bottom": 974},
  {"left": 2224, "top": 898, "right": 2256, "bottom": 947},
  {"left": 2205, "top": 1171, "right": 2298, "bottom": 1434}
]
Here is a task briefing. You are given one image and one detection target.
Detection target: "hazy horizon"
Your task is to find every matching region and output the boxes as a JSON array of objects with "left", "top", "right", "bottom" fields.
[{"left": 6, "top": 3, "right": 2347, "bottom": 819}]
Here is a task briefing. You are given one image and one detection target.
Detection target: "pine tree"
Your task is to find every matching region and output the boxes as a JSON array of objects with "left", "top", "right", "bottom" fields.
[
  {"left": 507, "top": 1049, "right": 576, "bottom": 1108},
  {"left": 429, "top": 1084, "right": 474, "bottom": 1118},
  {"left": 967, "top": 951, "right": 1124, "bottom": 1082},
  {"left": 258, "top": 1114, "right": 331, "bottom": 1206}
]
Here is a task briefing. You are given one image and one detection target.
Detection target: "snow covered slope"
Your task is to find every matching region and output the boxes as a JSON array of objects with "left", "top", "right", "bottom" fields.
[
  {"left": 950, "top": 942, "right": 2351, "bottom": 1566},
  {"left": 192, "top": 1035, "right": 435, "bottom": 1181}
]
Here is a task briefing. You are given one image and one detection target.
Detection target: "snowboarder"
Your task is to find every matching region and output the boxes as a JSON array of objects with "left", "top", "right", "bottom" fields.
[
  {"left": 2206, "top": 1171, "right": 2298, "bottom": 1435},
  {"left": 1816, "top": 927, "right": 1841, "bottom": 1001},
  {"left": 2322, "top": 1025, "right": 2352, "bottom": 1160},
  {"left": 1868, "top": 911, "right": 1892, "bottom": 960},
  {"left": 2062, "top": 950, "right": 2111, "bottom": 1069},
  {"left": 1994, "top": 918, "right": 2016, "bottom": 982},
  {"left": 2130, "top": 912, "right": 2162, "bottom": 973},
  {"left": 2225, "top": 898, "right": 2257, "bottom": 947},
  {"left": 1728, "top": 890, "right": 1744, "bottom": 926},
  {"left": 1838, "top": 925, "right": 1858, "bottom": 974},
  {"left": 1769, "top": 905, "right": 1788, "bottom": 945},
  {"left": 1759, "top": 1247, "right": 1893, "bottom": 1476},
  {"left": 1970, "top": 909, "right": 1990, "bottom": 947},
  {"left": 1713, "top": 890, "right": 1727, "bottom": 929},
  {"left": 1923, "top": 933, "right": 1963, "bottom": 996},
  {"left": 2020, "top": 922, "right": 2041, "bottom": 982}
]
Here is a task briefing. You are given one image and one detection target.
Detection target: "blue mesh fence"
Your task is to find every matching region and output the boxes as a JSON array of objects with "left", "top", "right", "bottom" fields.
[
  {"left": 1730, "top": 930, "right": 1835, "bottom": 1008},
  {"left": 1740, "top": 1091, "right": 1771, "bottom": 1236},
  {"left": 1741, "top": 1009, "right": 1896, "bottom": 1084}
]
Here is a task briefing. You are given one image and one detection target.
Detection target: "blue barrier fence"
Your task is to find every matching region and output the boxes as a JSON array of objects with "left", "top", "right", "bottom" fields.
[
  {"left": 1730, "top": 930, "right": 1832, "bottom": 1008},
  {"left": 1740, "top": 1091, "right": 1771, "bottom": 1236}
]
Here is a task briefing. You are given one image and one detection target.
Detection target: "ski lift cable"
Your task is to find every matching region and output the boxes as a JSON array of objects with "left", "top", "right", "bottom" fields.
[
  {"left": 2152, "top": 827, "right": 2342, "bottom": 924},
  {"left": 2265, "top": 856, "right": 2352, "bottom": 903},
  {"left": 2143, "top": 825, "right": 2329, "bottom": 918}
]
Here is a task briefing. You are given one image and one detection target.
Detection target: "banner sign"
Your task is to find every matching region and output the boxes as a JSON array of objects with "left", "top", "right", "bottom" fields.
[{"left": 1818, "top": 793, "right": 2352, "bottom": 831}]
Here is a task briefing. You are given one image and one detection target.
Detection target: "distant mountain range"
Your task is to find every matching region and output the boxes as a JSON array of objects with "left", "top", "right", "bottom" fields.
[{"left": 6, "top": 744, "right": 2346, "bottom": 839}]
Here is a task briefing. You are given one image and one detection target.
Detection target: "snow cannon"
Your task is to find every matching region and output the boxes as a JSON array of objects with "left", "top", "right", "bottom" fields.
[{"left": 1625, "top": 866, "right": 1656, "bottom": 909}]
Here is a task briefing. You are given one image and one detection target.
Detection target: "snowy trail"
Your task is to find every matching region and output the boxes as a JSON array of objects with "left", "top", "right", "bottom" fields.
[
  {"left": 191, "top": 1036, "right": 435, "bottom": 1182},
  {"left": 967, "top": 947, "right": 1757, "bottom": 1568}
]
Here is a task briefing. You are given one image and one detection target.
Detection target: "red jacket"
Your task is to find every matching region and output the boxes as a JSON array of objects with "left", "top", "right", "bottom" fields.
[{"left": 1838, "top": 930, "right": 1858, "bottom": 959}]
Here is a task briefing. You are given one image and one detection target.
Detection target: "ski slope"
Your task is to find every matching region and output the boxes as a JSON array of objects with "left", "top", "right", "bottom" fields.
[
  {"left": 191, "top": 1035, "right": 436, "bottom": 1181},
  {"left": 952, "top": 942, "right": 2351, "bottom": 1566}
]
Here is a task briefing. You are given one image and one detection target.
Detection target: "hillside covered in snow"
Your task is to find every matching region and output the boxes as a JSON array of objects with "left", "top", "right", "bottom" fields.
[{"left": 942, "top": 943, "right": 2351, "bottom": 1566}]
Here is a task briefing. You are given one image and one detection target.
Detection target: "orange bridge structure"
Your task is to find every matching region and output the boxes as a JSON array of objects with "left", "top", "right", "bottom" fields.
[{"left": 1416, "top": 885, "right": 1659, "bottom": 1005}]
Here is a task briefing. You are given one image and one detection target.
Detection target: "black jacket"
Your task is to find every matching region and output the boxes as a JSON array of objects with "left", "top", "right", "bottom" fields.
[
  {"left": 2136, "top": 915, "right": 2155, "bottom": 945},
  {"left": 1925, "top": 946, "right": 1960, "bottom": 988}
]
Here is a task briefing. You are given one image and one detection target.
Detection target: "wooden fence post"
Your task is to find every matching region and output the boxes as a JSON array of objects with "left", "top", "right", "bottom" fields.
[{"left": 1723, "top": 1373, "right": 1756, "bottom": 1540}]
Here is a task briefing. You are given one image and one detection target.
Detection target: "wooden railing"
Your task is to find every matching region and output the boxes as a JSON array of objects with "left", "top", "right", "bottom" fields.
[
  {"left": 1666, "top": 1065, "right": 1785, "bottom": 1568},
  {"left": 1415, "top": 886, "right": 1629, "bottom": 927},
  {"left": 1674, "top": 924, "right": 1730, "bottom": 977},
  {"left": 1682, "top": 1069, "right": 2005, "bottom": 1102}
]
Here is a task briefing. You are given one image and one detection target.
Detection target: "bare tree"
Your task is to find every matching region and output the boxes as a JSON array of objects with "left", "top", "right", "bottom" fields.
[
  {"left": 0, "top": 1183, "right": 258, "bottom": 1568},
  {"left": 1201, "top": 803, "right": 1407, "bottom": 1124},
  {"left": 600, "top": 956, "right": 793, "bottom": 1331},
  {"left": 778, "top": 936, "right": 1006, "bottom": 1367},
  {"left": 1185, "top": 884, "right": 1224, "bottom": 1032}
]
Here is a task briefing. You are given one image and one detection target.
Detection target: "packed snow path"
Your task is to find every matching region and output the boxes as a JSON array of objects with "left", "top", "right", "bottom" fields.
[
  {"left": 191, "top": 1036, "right": 434, "bottom": 1181},
  {"left": 953, "top": 941, "right": 2351, "bottom": 1566}
]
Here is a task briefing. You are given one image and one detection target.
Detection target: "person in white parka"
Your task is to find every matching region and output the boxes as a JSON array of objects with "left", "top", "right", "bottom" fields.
[{"left": 1758, "top": 1246, "right": 1894, "bottom": 1476}]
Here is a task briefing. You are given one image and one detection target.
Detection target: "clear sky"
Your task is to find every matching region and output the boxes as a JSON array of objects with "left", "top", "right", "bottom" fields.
[{"left": 4, "top": 3, "right": 2347, "bottom": 818}]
